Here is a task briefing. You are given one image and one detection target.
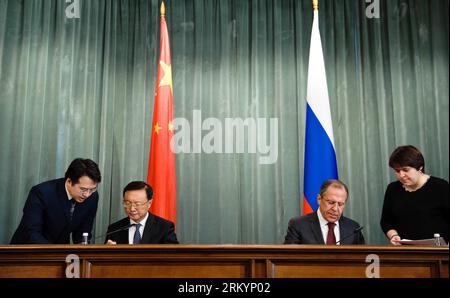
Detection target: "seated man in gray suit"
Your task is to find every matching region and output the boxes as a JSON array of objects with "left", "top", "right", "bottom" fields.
[
  {"left": 105, "top": 181, "right": 178, "bottom": 244},
  {"left": 284, "top": 179, "right": 365, "bottom": 245}
]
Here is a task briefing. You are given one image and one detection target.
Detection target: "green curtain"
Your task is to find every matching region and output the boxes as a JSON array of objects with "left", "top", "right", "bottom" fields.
[{"left": 0, "top": 0, "right": 448, "bottom": 245}]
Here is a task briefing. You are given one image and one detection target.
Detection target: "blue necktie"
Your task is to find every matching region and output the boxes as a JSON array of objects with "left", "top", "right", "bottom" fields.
[{"left": 133, "top": 223, "right": 141, "bottom": 244}]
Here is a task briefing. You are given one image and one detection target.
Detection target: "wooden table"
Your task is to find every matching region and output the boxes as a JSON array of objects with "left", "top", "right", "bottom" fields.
[{"left": 0, "top": 245, "right": 447, "bottom": 278}]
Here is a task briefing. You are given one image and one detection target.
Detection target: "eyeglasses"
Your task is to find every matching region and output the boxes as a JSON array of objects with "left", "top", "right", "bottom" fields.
[
  {"left": 123, "top": 201, "right": 149, "bottom": 209},
  {"left": 323, "top": 199, "right": 345, "bottom": 208},
  {"left": 79, "top": 187, "right": 97, "bottom": 195}
]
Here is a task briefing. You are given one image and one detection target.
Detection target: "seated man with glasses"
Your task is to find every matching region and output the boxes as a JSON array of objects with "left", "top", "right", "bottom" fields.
[
  {"left": 105, "top": 181, "right": 178, "bottom": 244},
  {"left": 284, "top": 179, "right": 365, "bottom": 245},
  {"left": 11, "top": 158, "right": 101, "bottom": 244}
]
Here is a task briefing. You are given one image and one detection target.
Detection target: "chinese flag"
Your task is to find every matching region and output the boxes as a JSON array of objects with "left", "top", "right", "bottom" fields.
[{"left": 147, "top": 2, "right": 176, "bottom": 225}]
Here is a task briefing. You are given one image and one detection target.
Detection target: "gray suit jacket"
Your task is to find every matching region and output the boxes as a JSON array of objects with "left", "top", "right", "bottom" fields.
[{"left": 284, "top": 212, "right": 365, "bottom": 244}]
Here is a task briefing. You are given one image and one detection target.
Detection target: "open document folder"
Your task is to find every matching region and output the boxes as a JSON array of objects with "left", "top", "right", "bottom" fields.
[{"left": 397, "top": 237, "right": 447, "bottom": 246}]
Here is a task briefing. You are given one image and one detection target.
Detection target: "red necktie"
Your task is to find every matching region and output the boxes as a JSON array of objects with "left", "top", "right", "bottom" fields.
[{"left": 326, "top": 222, "right": 336, "bottom": 245}]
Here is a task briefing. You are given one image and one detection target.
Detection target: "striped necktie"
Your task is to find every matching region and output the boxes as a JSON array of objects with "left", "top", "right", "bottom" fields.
[{"left": 69, "top": 199, "right": 76, "bottom": 221}]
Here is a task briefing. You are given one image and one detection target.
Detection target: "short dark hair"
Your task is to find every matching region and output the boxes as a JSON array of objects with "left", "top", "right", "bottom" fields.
[
  {"left": 123, "top": 181, "right": 153, "bottom": 201},
  {"left": 319, "top": 179, "right": 349, "bottom": 200},
  {"left": 64, "top": 158, "right": 102, "bottom": 184},
  {"left": 388, "top": 145, "right": 425, "bottom": 172}
]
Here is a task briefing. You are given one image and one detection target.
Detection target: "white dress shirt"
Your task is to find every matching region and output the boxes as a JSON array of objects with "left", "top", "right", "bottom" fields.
[
  {"left": 65, "top": 184, "right": 73, "bottom": 201},
  {"left": 128, "top": 212, "right": 149, "bottom": 244}
]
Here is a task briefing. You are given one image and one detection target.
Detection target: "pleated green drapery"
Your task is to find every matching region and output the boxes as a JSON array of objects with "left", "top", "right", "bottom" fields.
[{"left": 0, "top": 0, "right": 448, "bottom": 244}]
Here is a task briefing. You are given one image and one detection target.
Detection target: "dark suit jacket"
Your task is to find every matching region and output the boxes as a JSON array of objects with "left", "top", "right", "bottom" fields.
[
  {"left": 284, "top": 212, "right": 365, "bottom": 244},
  {"left": 10, "top": 178, "right": 99, "bottom": 244},
  {"left": 105, "top": 212, "right": 179, "bottom": 244}
]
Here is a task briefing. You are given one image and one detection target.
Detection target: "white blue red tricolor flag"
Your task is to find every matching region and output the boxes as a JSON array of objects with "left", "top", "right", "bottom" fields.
[{"left": 302, "top": 7, "right": 338, "bottom": 214}]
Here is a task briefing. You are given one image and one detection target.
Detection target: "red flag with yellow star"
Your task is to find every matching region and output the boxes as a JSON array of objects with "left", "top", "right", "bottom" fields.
[{"left": 147, "top": 2, "right": 176, "bottom": 225}]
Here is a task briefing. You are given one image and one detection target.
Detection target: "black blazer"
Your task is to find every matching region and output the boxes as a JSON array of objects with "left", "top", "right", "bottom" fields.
[
  {"left": 284, "top": 212, "right": 365, "bottom": 244},
  {"left": 105, "top": 212, "right": 179, "bottom": 244},
  {"left": 10, "top": 178, "right": 99, "bottom": 244}
]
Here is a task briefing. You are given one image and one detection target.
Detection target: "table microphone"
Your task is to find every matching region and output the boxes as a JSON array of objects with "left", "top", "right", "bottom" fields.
[
  {"left": 335, "top": 226, "right": 364, "bottom": 245},
  {"left": 93, "top": 223, "right": 134, "bottom": 241}
]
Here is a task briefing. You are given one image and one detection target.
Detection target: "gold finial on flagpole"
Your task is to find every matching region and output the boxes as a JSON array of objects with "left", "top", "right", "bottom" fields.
[
  {"left": 160, "top": 1, "right": 165, "bottom": 17},
  {"left": 312, "top": 0, "right": 319, "bottom": 11}
]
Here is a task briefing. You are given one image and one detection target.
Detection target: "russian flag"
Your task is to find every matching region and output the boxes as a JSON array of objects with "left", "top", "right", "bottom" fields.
[{"left": 303, "top": 5, "right": 338, "bottom": 214}]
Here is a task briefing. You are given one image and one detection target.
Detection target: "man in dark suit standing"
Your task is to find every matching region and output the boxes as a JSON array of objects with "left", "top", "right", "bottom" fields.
[
  {"left": 105, "top": 181, "right": 178, "bottom": 244},
  {"left": 11, "top": 158, "right": 101, "bottom": 244},
  {"left": 284, "top": 179, "right": 364, "bottom": 245}
]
